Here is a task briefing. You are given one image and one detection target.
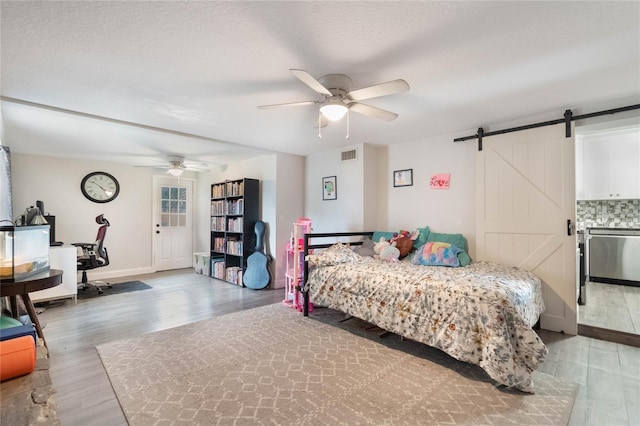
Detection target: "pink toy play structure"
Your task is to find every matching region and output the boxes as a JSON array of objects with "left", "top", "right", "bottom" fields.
[{"left": 283, "top": 217, "right": 313, "bottom": 312}]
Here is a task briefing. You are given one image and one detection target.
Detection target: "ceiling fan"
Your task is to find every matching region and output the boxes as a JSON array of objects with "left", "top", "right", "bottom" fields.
[
  {"left": 136, "top": 155, "right": 209, "bottom": 176},
  {"left": 257, "top": 69, "right": 410, "bottom": 125}
]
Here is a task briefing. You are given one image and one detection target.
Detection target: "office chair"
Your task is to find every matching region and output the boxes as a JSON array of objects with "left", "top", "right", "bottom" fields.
[{"left": 72, "top": 214, "right": 112, "bottom": 294}]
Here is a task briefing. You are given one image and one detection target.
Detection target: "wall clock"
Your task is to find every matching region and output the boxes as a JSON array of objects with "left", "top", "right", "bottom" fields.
[{"left": 81, "top": 171, "right": 120, "bottom": 203}]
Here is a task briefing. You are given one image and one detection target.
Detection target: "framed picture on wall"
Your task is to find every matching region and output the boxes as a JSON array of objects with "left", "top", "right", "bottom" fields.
[
  {"left": 322, "top": 176, "right": 337, "bottom": 200},
  {"left": 393, "top": 169, "right": 413, "bottom": 187}
]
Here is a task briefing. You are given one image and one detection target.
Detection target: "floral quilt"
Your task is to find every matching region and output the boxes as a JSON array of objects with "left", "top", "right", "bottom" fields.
[{"left": 306, "top": 243, "right": 549, "bottom": 393}]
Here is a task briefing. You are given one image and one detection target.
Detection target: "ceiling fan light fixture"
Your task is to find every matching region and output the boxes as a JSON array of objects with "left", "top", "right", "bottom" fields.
[
  {"left": 320, "top": 103, "right": 348, "bottom": 121},
  {"left": 167, "top": 167, "right": 184, "bottom": 177}
]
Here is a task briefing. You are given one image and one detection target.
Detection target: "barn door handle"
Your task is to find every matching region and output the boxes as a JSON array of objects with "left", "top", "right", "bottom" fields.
[{"left": 567, "top": 219, "right": 575, "bottom": 236}]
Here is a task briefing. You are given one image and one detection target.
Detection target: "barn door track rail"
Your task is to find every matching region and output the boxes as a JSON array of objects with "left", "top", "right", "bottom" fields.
[{"left": 454, "top": 104, "right": 640, "bottom": 151}]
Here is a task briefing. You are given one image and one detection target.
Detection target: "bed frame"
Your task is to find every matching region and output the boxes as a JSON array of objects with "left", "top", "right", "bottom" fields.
[{"left": 302, "top": 231, "right": 374, "bottom": 316}]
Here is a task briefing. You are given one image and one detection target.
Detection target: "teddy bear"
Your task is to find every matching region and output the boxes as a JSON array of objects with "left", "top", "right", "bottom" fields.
[
  {"left": 374, "top": 237, "right": 400, "bottom": 262},
  {"left": 390, "top": 229, "right": 419, "bottom": 259}
]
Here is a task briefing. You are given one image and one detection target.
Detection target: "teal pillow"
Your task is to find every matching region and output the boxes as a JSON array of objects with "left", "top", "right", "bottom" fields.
[
  {"left": 372, "top": 231, "right": 396, "bottom": 243},
  {"left": 457, "top": 251, "right": 472, "bottom": 267},
  {"left": 413, "top": 226, "right": 431, "bottom": 248},
  {"left": 426, "top": 232, "right": 468, "bottom": 252},
  {"left": 426, "top": 232, "right": 471, "bottom": 266}
]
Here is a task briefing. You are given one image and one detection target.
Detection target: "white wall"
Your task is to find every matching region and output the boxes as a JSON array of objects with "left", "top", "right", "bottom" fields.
[
  {"left": 387, "top": 134, "right": 477, "bottom": 256},
  {"left": 205, "top": 155, "right": 276, "bottom": 263},
  {"left": 10, "top": 134, "right": 476, "bottom": 285},
  {"left": 9, "top": 153, "right": 202, "bottom": 279},
  {"left": 304, "top": 137, "right": 477, "bottom": 257},
  {"left": 363, "top": 143, "right": 384, "bottom": 231},
  {"left": 197, "top": 153, "right": 304, "bottom": 289},
  {"left": 305, "top": 144, "right": 365, "bottom": 233},
  {"left": 274, "top": 154, "right": 305, "bottom": 289}
]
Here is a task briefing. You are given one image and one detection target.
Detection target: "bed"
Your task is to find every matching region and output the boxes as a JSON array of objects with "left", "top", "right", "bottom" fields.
[{"left": 301, "top": 232, "right": 549, "bottom": 393}]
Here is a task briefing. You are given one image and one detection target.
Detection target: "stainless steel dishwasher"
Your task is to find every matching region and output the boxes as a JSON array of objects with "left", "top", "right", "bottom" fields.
[{"left": 587, "top": 228, "right": 640, "bottom": 285}]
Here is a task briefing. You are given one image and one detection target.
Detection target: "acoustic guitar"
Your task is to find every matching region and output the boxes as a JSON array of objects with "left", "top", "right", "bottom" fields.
[{"left": 243, "top": 220, "right": 271, "bottom": 289}]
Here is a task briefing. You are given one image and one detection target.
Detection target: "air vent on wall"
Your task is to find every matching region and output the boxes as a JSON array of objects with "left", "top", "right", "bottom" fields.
[{"left": 341, "top": 149, "right": 357, "bottom": 161}]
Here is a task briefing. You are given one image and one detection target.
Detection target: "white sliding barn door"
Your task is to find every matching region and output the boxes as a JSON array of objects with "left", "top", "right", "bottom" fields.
[{"left": 476, "top": 123, "right": 577, "bottom": 334}]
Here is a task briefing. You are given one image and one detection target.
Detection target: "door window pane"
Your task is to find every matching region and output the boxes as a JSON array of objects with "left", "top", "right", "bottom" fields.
[{"left": 159, "top": 185, "right": 188, "bottom": 228}]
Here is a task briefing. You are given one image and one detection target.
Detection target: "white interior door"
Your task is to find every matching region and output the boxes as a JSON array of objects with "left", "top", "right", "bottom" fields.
[
  {"left": 152, "top": 176, "right": 194, "bottom": 271},
  {"left": 476, "top": 123, "right": 577, "bottom": 334}
]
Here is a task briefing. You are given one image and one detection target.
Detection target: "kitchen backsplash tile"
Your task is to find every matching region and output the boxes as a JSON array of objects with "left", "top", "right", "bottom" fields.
[{"left": 576, "top": 199, "right": 640, "bottom": 230}]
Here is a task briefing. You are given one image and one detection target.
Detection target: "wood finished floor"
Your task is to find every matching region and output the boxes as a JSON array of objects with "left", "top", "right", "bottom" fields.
[{"left": 10, "top": 269, "right": 640, "bottom": 425}]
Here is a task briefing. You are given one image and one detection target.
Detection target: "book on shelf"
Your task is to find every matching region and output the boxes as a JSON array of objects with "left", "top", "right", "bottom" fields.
[
  {"left": 226, "top": 239, "right": 243, "bottom": 255},
  {"left": 226, "top": 217, "right": 243, "bottom": 232},
  {"left": 211, "top": 259, "right": 225, "bottom": 279},
  {"left": 226, "top": 199, "right": 244, "bottom": 215},
  {"left": 213, "top": 237, "right": 226, "bottom": 253},
  {"left": 211, "top": 200, "right": 225, "bottom": 215},
  {"left": 211, "top": 216, "right": 225, "bottom": 231},
  {"left": 225, "top": 181, "right": 244, "bottom": 197},
  {"left": 211, "top": 184, "right": 225, "bottom": 198},
  {"left": 225, "top": 266, "right": 243, "bottom": 286}
]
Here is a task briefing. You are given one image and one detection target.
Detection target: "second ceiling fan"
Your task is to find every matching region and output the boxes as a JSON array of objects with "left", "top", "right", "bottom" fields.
[{"left": 258, "top": 69, "right": 410, "bottom": 125}]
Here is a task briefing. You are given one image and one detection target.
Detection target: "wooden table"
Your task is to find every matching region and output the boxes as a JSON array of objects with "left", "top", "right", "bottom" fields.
[{"left": 1, "top": 269, "right": 63, "bottom": 349}]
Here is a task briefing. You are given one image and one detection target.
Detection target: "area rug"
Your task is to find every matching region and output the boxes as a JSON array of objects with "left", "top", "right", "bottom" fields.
[
  {"left": 78, "top": 280, "right": 152, "bottom": 299},
  {"left": 97, "top": 303, "right": 577, "bottom": 425}
]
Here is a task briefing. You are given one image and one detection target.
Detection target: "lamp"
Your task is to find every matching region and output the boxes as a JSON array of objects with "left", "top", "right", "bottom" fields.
[
  {"left": 167, "top": 167, "right": 184, "bottom": 177},
  {"left": 29, "top": 208, "right": 48, "bottom": 225},
  {"left": 320, "top": 99, "right": 348, "bottom": 121}
]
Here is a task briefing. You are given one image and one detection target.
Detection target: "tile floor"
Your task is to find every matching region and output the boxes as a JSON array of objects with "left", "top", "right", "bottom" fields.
[
  {"left": 579, "top": 281, "right": 640, "bottom": 334},
  {"left": 537, "top": 329, "right": 640, "bottom": 425}
]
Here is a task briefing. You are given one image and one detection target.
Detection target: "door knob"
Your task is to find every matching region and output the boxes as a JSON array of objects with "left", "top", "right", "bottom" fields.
[
  {"left": 156, "top": 230, "right": 160, "bottom": 234},
  {"left": 567, "top": 219, "right": 575, "bottom": 236}
]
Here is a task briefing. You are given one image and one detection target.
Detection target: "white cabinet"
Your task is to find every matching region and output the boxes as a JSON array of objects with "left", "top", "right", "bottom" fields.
[
  {"left": 31, "top": 246, "right": 77, "bottom": 303},
  {"left": 578, "top": 129, "right": 640, "bottom": 200}
]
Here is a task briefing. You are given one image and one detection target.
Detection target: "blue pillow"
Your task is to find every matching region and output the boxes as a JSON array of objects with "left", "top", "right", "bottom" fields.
[
  {"left": 411, "top": 242, "right": 462, "bottom": 267},
  {"left": 426, "top": 231, "right": 471, "bottom": 266}
]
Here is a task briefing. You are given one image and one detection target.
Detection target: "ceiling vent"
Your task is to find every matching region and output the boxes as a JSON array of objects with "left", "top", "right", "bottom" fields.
[{"left": 341, "top": 149, "right": 357, "bottom": 161}]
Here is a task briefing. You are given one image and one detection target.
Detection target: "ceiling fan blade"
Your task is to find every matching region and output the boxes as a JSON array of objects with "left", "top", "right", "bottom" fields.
[
  {"left": 257, "top": 100, "right": 318, "bottom": 109},
  {"left": 290, "top": 69, "right": 332, "bottom": 96},
  {"left": 349, "top": 102, "right": 399, "bottom": 121},
  {"left": 348, "top": 79, "right": 410, "bottom": 101}
]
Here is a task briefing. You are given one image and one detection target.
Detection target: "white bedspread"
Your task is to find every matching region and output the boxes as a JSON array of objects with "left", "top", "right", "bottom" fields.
[{"left": 306, "top": 245, "right": 548, "bottom": 393}]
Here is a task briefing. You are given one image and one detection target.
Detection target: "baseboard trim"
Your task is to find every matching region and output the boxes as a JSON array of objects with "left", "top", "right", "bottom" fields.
[
  {"left": 578, "top": 324, "right": 640, "bottom": 348},
  {"left": 78, "top": 266, "right": 156, "bottom": 282}
]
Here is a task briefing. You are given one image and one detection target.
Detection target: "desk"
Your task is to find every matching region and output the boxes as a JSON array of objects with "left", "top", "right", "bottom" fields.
[
  {"left": 32, "top": 246, "right": 78, "bottom": 303},
  {"left": 1, "top": 269, "right": 63, "bottom": 349}
]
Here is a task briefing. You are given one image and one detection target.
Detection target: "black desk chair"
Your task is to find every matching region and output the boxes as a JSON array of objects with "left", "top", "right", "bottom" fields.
[{"left": 72, "top": 214, "right": 112, "bottom": 294}]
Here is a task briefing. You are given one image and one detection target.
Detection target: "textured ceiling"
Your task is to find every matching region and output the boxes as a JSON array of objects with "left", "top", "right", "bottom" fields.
[{"left": 1, "top": 1, "right": 639, "bottom": 169}]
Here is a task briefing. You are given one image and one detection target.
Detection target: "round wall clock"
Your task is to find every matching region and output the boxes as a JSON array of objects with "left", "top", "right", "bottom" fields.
[{"left": 81, "top": 171, "right": 120, "bottom": 203}]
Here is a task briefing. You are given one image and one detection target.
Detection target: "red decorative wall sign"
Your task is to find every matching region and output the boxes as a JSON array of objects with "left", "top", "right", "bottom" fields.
[{"left": 430, "top": 173, "right": 450, "bottom": 190}]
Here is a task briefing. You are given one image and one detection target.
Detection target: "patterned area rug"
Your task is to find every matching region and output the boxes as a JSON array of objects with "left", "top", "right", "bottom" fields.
[{"left": 97, "top": 303, "right": 577, "bottom": 425}]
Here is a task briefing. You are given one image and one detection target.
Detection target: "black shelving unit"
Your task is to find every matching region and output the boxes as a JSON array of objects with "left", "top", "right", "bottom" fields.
[{"left": 210, "top": 178, "right": 259, "bottom": 286}]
